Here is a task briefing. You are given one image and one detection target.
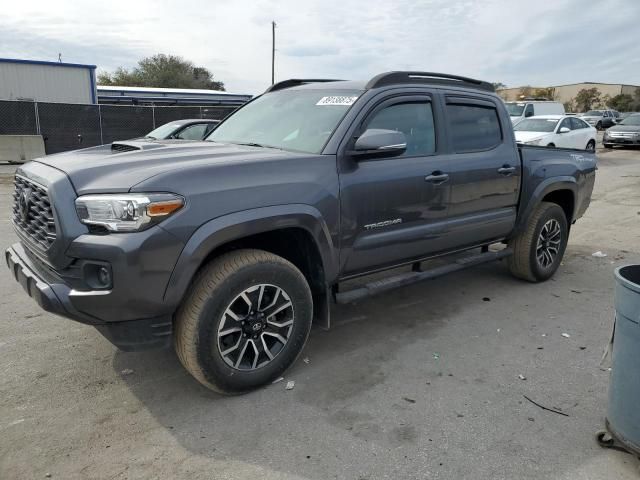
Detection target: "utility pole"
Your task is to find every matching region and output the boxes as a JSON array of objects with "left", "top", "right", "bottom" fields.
[{"left": 271, "top": 21, "right": 276, "bottom": 85}]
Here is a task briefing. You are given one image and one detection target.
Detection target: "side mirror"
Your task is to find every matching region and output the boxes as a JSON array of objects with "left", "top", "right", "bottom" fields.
[
  {"left": 351, "top": 129, "right": 407, "bottom": 158},
  {"left": 559, "top": 127, "right": 570, "bottom": 134}
]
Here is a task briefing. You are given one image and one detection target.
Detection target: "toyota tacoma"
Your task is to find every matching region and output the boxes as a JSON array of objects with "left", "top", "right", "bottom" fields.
[{"left": 6, "top": 72, "right": 596, "bottom": 393}]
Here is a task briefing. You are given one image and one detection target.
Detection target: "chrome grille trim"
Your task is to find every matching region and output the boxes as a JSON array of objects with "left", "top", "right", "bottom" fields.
[{"left": 12, "top": 175, "right": 57, "bottom": 251}]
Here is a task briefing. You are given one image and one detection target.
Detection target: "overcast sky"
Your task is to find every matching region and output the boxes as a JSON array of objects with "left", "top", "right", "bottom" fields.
[{"left": 1, "top": 0, "right": 639, "bottom": 94}]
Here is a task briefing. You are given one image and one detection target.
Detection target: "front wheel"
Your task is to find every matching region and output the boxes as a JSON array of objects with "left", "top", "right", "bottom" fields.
[
  {"left": 603, "top": 143, "right": 613, "bottom": 149},
  {"left": 586, "top": 140, "right": 596, "bottom": 151},
  {"left": 508, "top": 202, "right": 569, "bottom": 282},
  {"left": 596, "top": 122, "right": 603, "bottom": 131},
  {"left": 174, "top": 249, "right": 313, "bottom": 394},
  {"left": 547, "top": 143, "right": 556, "bottom": 148}
]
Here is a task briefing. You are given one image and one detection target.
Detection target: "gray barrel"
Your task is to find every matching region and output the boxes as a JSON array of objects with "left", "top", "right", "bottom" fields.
[{"left": 607, "top": 265, "right": 640, "bottom": 454}]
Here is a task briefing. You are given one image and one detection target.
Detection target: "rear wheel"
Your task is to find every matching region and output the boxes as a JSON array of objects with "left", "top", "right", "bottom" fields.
[
  {"left": 508, "top": 202, "right": 569, "bottom": 282},
  {"left": 174, "top": 249, "right": 313, "bottom": 394},
  {"left": 596, "top": 121, "right": 603, "bottom": 131},
  {"left": 547, "top": 143, "right": 556, "bottom": 148},
  {"left": 586, "top": 140, "right": 596, "bottom": 151}
]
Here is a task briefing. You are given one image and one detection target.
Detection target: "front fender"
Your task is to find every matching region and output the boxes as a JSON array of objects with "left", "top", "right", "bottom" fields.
[
  {"left": 514, "top": 176, "right": 577, "bottom": 235},
  {"left": 162, "top": 204, "right": 338, "bottom": 307}
]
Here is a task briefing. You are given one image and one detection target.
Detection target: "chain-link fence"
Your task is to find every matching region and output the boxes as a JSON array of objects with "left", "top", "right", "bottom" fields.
[{"left": 0, "top": 100, "right": 240, "bottom": 154}]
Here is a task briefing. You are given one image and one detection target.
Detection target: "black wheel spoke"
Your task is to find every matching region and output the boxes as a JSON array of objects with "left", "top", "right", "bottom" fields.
[
  {"left": 536, "top": 219, "right": 562, "bottom": 269},
  {"left": 217, "top": 284, "right": 294, "bottom": 371}
]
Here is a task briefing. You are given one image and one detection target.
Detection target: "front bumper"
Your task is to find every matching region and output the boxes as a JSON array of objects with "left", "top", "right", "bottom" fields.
[
  {"left": 603, "top": 137, "right": 640, "bottom": 145},
  {"left": 6, "top": 242, "right": 176, "bottom": 351}
]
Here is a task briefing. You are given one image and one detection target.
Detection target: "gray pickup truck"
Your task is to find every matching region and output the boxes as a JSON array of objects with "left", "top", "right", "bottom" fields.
[{"left": 6, "top": 72, "right": 596, "bottom": 393}]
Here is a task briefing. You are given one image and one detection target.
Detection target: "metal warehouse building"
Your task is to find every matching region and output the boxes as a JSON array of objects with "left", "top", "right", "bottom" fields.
[
  {"left": 498, "top": 82, "right": 640, "bottom": 104},
  {"left": 0, "top": 58, "right": 97, "bottom": 104},
  {"left": 97, "top": 86, "right": 251, "bottom": 106}
]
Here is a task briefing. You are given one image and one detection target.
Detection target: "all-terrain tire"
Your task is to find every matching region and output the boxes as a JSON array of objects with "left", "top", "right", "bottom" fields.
[
  {"left": 174, "top": 249, "right": 313, "bottom": 394},
  {"left": 508, "top": 202, "right": 569, "bottom": 282}
]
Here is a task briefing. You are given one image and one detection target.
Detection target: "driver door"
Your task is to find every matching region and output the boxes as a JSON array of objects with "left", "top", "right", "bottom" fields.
[{"left": 338, "top": 94, "right": 451, "bottom": 276}]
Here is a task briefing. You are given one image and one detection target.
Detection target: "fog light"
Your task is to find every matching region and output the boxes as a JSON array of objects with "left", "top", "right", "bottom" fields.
[
  {"left": 98, "top": 267, "right": 111, "bottom": 287},
  {"left": 82, "top": 262, "right": 112, "bottom": 290}
]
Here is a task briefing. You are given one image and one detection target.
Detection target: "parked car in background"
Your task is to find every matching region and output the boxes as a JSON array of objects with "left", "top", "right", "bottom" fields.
[
  {"left": 614, "top": 112, "right": 635, "bottom": 124},
  {"left": 580, "top": 110, "right": 619, "bottom": 130},
  {"left": 514, "top": 115, "right": 597, "bottom": 151},
  {"left": 141, "top": 119, "right": 220, "bottom": 140},
  {"left": 504, "top": 101, "right": 565, "bottom": 125},
  {"left": 603, "top": 113, "right": 640, "bottom": 148}
]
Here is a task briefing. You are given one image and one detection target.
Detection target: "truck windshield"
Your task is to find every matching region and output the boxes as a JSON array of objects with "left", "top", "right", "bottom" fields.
[
  {"left": 505, "top": 103, "right": 526, "bottom": 116},
  {"left": 207, "top": 89, "right": 362, "bottom": 154},
  {"left": 513, "top": 118, "right": 559, "bottom": 132},
  {"left": 584, "top": 111, "right": 603, "bottom": 116}
]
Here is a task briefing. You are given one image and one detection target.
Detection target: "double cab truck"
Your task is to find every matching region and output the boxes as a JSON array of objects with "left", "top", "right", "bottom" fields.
[{"left": 6, "top": 72, "right": 596, "bottom": 393}]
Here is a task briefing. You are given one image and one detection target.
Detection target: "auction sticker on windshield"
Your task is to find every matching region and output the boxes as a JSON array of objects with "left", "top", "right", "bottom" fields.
[{"left": 316, "top": 96, "right": 358, "bottom": 106}]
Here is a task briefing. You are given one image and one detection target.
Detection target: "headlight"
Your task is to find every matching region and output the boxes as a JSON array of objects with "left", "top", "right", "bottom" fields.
[{"left": 75, "top": 193, "right": 184, "bottom": 232}]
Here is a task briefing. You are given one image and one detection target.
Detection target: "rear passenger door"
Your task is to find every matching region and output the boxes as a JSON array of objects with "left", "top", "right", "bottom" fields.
[{"left": 439, "top": 96, "right": 521, "bottom": 250}]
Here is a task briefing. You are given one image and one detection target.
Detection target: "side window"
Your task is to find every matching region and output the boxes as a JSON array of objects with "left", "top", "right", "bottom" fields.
[
  {"left": 176, "top": 123, "right": 208, "bottom": 140},
  {"left": 445, "top": 103, "right": 502, "bottom": 152},
  {"left": 364, "top": 102, "right": 436, "bottom": 156},
  {"left": 558, "top": 118, "right": 573, "bottom": 131},
  {"left": 570, "top": 117, "right": 585, "bottom": 130},
  {"left": 524, "top": 104, "right": 534, "bottom": 117}
]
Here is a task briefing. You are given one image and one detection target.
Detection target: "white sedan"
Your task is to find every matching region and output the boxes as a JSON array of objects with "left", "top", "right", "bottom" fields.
[{"left": 514, "top": 115, "right": 597, "bottom": 151}]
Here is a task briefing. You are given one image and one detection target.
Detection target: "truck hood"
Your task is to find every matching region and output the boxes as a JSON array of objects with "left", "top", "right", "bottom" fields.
[{"left": 34, "top": 140, "right": 296, "bottom": 195}]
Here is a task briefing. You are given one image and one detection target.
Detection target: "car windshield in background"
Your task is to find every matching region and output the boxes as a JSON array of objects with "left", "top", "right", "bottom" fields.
[
  {"left": 505, "top": 103, "right": 526, "bottom": 116},
  {"left": 207, "top": 89, "right": 362, "bottom": 153},
  {"left": 619, "top": 115, "right": 640, "bottom": 126},
  {"left": 584, "top": 110, "right": 603, "bottom": 116},
  {"left": 513, "top": 118, "right": 559, "bottom": 132},
  {"left": 146, "top": 122, "right": 182, "bottom": 139}
]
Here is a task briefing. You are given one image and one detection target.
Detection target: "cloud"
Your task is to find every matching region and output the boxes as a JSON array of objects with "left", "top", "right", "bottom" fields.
[
  {"left": 281, "top": 45, "right": 340, "bottom": 57},
  {"left": 0, "top": 0, "right": 638, "bottom": 95}
]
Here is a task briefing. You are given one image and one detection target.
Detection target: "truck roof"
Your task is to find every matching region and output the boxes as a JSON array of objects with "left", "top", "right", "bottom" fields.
[{"left": 266, "top": 72, "right": 495, "bottom": 94}]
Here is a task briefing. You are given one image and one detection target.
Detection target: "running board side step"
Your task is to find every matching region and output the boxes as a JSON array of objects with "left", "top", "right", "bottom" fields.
[{"left": 335, "top": 248, "right": 513, "bottom": 304}]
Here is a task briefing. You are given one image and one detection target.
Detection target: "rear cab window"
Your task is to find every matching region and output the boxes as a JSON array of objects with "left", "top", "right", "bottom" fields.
[{"left": 445, "top": 98, "right": 503, "bottom": 152}]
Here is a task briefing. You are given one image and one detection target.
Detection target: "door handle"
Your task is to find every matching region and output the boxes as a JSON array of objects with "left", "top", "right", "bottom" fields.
[
  {"left": 425, "top": 172, "right": 449, "bottom": 184},
  {"left": 498, "top": 165, "right": 516, "bottom": 176}
]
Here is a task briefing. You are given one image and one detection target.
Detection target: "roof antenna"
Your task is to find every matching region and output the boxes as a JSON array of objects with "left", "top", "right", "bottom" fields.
[{"left": 58, "top": 53, "right": 62, "bottom": 63}]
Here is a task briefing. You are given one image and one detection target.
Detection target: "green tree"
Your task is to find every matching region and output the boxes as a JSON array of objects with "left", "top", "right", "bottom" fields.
[
  {"left": 563, "top": 99, "right": 577, "bottom": 113},
  {"left": 574, "top": 88, "right": 601, "bottom": 112},
  {"left": 98, "top": 54, "right": 225, "bottom": 91},
  {"left": 492, "top": 82, "right": 507, "bottom": 91}
]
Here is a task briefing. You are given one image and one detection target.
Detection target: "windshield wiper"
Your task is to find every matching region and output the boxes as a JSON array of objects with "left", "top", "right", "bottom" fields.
[{"left": 231, "top": 142, "right": 282, "bottom": 150}]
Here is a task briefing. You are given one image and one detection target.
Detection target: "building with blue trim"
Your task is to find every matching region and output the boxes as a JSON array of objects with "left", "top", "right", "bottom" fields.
[
  {"left": 0, "top": 57, "right": 97, "bottom": 104},
  {"left": 97, "top": 85, "right": 251, "bottom": 106}
]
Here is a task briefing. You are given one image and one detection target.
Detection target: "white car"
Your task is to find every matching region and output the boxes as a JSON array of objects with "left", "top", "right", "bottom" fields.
[{"left": 513, "top": 115, "right": 597, "bottom": 151}]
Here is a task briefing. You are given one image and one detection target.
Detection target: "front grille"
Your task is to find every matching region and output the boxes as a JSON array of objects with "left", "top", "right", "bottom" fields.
[
  {"left": 12, "top": 175, "right": 57, "bottom": 250},
  {"left": 609, "top": 132, "right": 637, "bottom": 138}
]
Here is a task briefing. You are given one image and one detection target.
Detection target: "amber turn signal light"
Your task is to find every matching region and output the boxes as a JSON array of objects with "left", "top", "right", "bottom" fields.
[{"left": 147, "top": 199, "right": 184, "bottom": 217}]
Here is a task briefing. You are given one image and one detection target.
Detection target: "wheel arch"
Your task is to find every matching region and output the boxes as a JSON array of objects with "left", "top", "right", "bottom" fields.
[
  {"left": 514, "top": 178, "right": 577, "bottom": 236},
  {"left": 164, "top": 204, "right": 338, "bottom": 328}
]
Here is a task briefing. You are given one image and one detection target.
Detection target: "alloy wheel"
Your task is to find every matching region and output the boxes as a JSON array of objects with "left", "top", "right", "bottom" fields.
[
  {"left": 216, "top": 284, "right": 294, "bottom": 370},
  {"left": 536, "top": 219, "right": 562, "bottom": 268}
]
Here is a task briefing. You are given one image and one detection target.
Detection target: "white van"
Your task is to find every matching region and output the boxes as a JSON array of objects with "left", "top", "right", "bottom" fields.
[{"left": 505, "top": 101, "right": 565, "bottom": 125}]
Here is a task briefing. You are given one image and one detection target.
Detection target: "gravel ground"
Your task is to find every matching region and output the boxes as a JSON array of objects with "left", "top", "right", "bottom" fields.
[{"left": 1, "top": 145, "right": 640, "bottom": 479}]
